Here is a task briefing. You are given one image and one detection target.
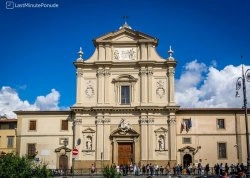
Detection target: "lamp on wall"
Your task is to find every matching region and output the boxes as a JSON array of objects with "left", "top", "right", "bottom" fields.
[{"left": 235, "top": 64, "right": 250, "bottom": 178}]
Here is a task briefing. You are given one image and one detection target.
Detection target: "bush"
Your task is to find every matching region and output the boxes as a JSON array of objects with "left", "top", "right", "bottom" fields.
[
  {"left": 102, "top": 165, "right": 121, "bottom": 178},
  {"left": 0, "top": 153, "right": 52, "bottom": 178}
]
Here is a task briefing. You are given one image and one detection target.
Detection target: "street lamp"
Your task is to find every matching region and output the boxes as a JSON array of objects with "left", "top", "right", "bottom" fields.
[{"left": 235, "top": 64, "right": 250, "bottom": 178}]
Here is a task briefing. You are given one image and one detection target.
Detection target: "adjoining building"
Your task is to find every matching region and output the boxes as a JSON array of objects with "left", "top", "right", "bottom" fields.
[
  {"left": 0, "top": 115, "right": 17, "bottom": 155},
  {"left": 15, "top": 24, "right": 249, "bottom": 170}
]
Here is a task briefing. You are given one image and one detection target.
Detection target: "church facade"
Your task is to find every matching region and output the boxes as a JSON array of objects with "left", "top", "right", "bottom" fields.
[{"left": 15, "top": 24, "right": 249, "bottom": 170}]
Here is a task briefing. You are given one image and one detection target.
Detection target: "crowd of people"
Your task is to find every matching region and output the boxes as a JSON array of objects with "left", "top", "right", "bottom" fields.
[{"left": 108, "top": 162, "right": 247, "bottom": 177}]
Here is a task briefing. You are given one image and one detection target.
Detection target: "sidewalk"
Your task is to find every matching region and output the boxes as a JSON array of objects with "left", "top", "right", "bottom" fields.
[{"left": 54, "top": 174, "right": 217, "bottom": 178}]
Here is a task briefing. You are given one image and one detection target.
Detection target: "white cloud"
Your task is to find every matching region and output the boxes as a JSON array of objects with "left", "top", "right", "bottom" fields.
[
  {"left": 176, "top": 60, "right": 250, "bottom": 108},
  {"left": 35, "top": 89, "right": 60, "bottom": 110},
  {"left": 0, "top": 87, "right": 60, "bottom": 118}
]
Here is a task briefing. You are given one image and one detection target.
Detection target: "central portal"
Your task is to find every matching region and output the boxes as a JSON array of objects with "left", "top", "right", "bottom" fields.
[{"left": 118, "top": 142, "right": 133, "bottom": 165}]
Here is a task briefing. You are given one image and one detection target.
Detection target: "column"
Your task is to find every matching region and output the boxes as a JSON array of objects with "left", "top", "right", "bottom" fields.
[{"left": 168, "top": 112, "right": 176, "bottom": 160}]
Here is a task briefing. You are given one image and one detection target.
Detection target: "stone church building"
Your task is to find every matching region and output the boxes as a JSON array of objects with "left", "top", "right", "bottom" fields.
[{"left": 16, "top": 24, "right": 249, "bottom": 170}]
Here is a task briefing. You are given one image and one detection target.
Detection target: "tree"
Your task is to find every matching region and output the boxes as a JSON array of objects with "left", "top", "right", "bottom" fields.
[{"left": 0, "top": 153, "right": 52, "bottom": 178}]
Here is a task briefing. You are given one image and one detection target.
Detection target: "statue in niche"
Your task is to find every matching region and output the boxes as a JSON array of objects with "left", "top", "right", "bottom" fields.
[
  {"left": 86, "top": 137, "right": 92, "bottom": 150},
  {"left": 159, "top": 137, "right": 164, "bottom": 150}
]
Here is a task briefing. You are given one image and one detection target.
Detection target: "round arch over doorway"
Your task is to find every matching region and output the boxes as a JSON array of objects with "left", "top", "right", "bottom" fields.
[{"left": 183, "top": 154, "right": 192, "bottom": 168}]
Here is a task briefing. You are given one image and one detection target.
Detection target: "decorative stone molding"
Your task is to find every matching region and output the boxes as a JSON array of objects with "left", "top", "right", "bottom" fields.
[
  {"left": 156, "top": 80, "right": 165, "bottom": 99},
  {"left": 167, "top": 117, "right": 176, "bottom": 125},
  {"left": 82, "top": 128, "right": 95, "bottom": 152},
  {"left": 167, "top": 118, "right": 176, "bottom": 125},
  {"left": 154, "top": 127, "right": 168, "bottom": 151},
  {"left": 110, "top": 128, "right": 140, "bottom": 138},
  {"left": 118, "top": 119, "right": 131, "bottom": 132},
  {"left": 139, "top": 118, "right": 155, "bottom": 124},
  {"left": 148, "top": 69, "right": 153, "bottom": 76},
  {"left": 104, "top": 70, "right": 110, "bottom": 76},
  {"left": 139, "top": 69, "right": 147, "bottom": 76},
  {"left": 96, "top": 68, "right": 104, "bottom": 76},
  {"left": 85, "top": 80, "right": 95, "bottom": 98},
  {"left": 113, "top": 48, "right": 136, "bottom": 60},
  {"left": 95, "top": 117, "right": 110, "bottom": 125},
  {"left": 167, "top": 67, "right": 175, "bottom": 77},
  {"left": 76, "top": 68, "right": 83, "bottom": 76},
  {"left": 74, "top": 118, "right": 82, "bottom": 125}
]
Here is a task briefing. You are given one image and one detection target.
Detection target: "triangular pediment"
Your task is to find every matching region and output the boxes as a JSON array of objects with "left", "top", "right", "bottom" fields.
[
  {"left": 94, "top": 27, "right": 158, "bottom": 45},
  {"left": 154, "top": 127, "right": 168, "bottom": 133},
  {"left": 82, "top": 127, "right": 95, "bottom": 133},
  {"left": 110, "top": 128, "right": 140, "bottom": 138}
]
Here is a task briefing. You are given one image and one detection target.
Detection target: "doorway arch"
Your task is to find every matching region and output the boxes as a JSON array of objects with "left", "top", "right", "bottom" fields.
[{"left": 183, "top": 154, "right": 192, "bottom": 168}]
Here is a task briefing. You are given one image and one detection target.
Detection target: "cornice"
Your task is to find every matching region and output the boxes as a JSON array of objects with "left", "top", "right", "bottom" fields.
[{"left": 71, "top": 105, "right": 179, "bottom": 113}]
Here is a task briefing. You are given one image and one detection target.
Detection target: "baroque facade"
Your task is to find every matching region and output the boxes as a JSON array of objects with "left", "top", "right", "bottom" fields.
[{"left": 15, "top": 24, "right": 249, "bottom": 170}]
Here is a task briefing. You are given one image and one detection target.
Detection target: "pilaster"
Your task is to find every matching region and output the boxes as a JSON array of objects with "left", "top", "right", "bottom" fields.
[
  {"left": 148, "top": 67, "right": 153, "bottom": 103},
  {"left": 95, "top": 114, "right": 110, "bottom": 161},
  {"left": 167, "top": 67, "right": 175, "bottom": 105},
  {"left": 140, "top": 116, "right": 155, "bottom": 160},
  {"left": 76, "top": 68, "right": 83, "bottom": 104},
  {"left": 139, "top": 67, "right": 147, "bottom": 103},
  {"left": 167, "top": 112, "right": 176, "bottom": 160},
  {"left": 104, "top": 67, "right": 110, "bottom": 104},
  {"left": 97, "top": 68, "right": 104, "bottom": 104}
]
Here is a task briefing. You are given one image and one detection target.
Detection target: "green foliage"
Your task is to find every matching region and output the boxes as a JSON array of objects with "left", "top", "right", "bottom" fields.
[
  {"left": 0, "top": 153, "right": 52, "bottom": 178},
  {"left": 102, "top": 165, "right": 121, "bottom": 178}
]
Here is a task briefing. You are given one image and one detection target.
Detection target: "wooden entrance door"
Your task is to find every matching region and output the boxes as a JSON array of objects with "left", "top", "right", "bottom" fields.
[
  {"left": 59, "top": 155, "right": 68, "bottom": 170},
  {"left": 118, "top": 143, "right": 133, "bottom": 165}
]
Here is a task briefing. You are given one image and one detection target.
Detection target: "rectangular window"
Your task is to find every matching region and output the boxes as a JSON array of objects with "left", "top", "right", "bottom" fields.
[
  {"left": 218, "top": 142, "right": 227, "bottom": 159},
  {"left": 121, "top": 86, "right": 130, "bottom": 104},
  {"left": 61, "top": 120, "right": 68, "bottom": 131},
  {"left": 29, "top": 120, "right": 36, "bottom": 131},
  {"left": 217, "top": 119, "right": 225, "bottom": 129},
  {"left": 27, "top": 144, "right": 36, "bottom": 157},
  {"left": 0, "top": 123, "right": 16, "bottom": 129},
  {"left": 7, "top": 136, "right": 14, "bottom": 148},
  {"left": 182, "top": 137, "right": 191, "bottom": 144}
]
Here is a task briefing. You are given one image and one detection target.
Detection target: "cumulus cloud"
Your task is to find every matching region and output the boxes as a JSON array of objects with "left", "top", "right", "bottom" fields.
[
  {"left": 0, "top": 87, "right": 60, "bottom": 118},
  {"left": 175, "top": 60, "right": 250, "bottom": 108}
]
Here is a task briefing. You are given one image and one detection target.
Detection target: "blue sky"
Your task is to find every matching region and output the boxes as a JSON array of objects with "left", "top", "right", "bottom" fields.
[{"left": 1, "top": 0, "right": 250, "bottom": 118}]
